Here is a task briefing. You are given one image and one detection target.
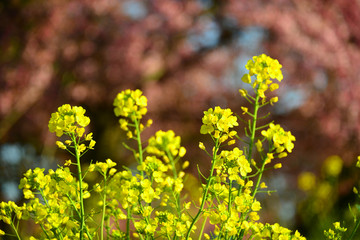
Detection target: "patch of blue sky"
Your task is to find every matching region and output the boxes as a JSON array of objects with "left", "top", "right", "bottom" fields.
[
  {"left": 187, "top": 17, "right": 220, "bottom": 50},
  {"left": 0, "top": 143, "right": 23, "bottom": 164},
  {"left": 122, "top": 0, "right": 147, "bottom": 20},
  {"left": 275, "top": 87, "right": 308, "bottom": 115},
  {"left": 2, "top": 181, "right": 21, "bottom": 201},
  {"left": 198, "top": 0, "right": 213, "bottom": 8},
  {"left": 236, "top": 26, "right": 267, "bottom": 53}
]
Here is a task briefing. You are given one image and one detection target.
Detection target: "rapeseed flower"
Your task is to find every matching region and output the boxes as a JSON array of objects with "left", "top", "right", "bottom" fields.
[
  {"left": 113, "top": 89, "right": 147, "bottom": 121},
  {"left": 48, "top": 104, "right": 90, "bottom": 138},
  {"left": 241, "top": 54, "right": 283, "bottom": 100},
  {"left": 200, "top": 107, "right": 238, "bottom": 144}
]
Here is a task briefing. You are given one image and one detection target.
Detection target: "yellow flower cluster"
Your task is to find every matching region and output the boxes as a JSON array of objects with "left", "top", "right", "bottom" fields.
[
  {"left": 105, "top": 165, "right": 191, "bottom": 238},
  {"left": 113, "top": 89, "right": 147, "bottom": 121},
  {"left": 205, "top": 180, "right": 262, "bottom": 237},
  {"left": 201, "top": 145, "right": 265, "bottom": 238},
  {"left": 241, "top": 54, "right": 283, "bottom": 100},
  {"left": 261, "top": 123, "right": 296, "bottom": 158},
  {"left": 324, "top": 222, "right": 347, "bottom": 239},
  {"left": 48, "top": 104, "right": 90, "bottom": 137},
  {"left": 243, "top": 222, "right": 305, "bottom": 240},
  {"left": 0, "top": 201, "right": 25, "bottom": 227},
  {"left": 200, "top": 106, "right": 238, "bottom": 143},
  {"left": 147, "top": 130, "right": 186, "bottom": 158},
  {"left": 14, "top": 167, "right": 94, "bottom": 239},
  {"left": 89, "top": 158, "right": 117, "bottom": 176},
  {"left": 216, "top": 147, "right": 252, "bottom": 183},
  {"left": 113, "top": 89, "right": 152, "bottom": 139},
  {"left": 155, "top": 210, "right": 193, "bottom": 237},
  {"left": 48, "top": 104, "right": 95, "bottom": 156},
  {"left": 137, "top": 156, "right": 168, "bottom": 182}
]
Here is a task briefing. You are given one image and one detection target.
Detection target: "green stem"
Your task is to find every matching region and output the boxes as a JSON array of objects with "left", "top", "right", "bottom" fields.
[
  {"left": 247, "top": 93, "right": 260, "bottom": 163},
  {"left": 252, "top": 156, "right": 267, "bottom": 198},
  {"left": 166, "top": 150, "right": 181, "bottom": 218},
  {"left": 349, "top": 217, "right": 360, "bottom": 240},
  {"left": 198, "top": 216, "right": 209, "bottom": 240},
  {"left": 237, "top": 91, "right": 262, "bottom": 239},
  {"left": 185, "top": 140, "right": 220, "bottom": 239},
  {"left": 39, "top": 223, "right": 52, "bottom": 239},
  {"left": 126, "top": 207, "right": 131, "bottom": 240},
  {"left": 10, "top": 220, "right": 22, "bottom": 240},
  {"left": 74, "top": 140, "right": 85, "bottom": 240},
  {"left": 134, "top": 118, "right": 144, "bottom": 177},
  {"left": 100, "top": 175, "right": 107, "bottom": 240}
]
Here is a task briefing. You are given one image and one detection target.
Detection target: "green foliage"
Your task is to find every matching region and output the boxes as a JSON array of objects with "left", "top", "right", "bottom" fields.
[{"left": 0, "top": 54, "right": 358, "bottom": 239}]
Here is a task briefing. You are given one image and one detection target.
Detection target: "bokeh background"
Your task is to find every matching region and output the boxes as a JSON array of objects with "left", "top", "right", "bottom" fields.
[{"left": 1, "top": 0, "right": 360, "bottom": 238}]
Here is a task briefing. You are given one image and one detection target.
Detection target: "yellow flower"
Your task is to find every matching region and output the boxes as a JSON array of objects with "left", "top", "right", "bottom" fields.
[
  {"left": 260, "top": 182, "right": 268, "bottom": 189},
  {"left": 182, "top": 161, "right": 190, "bottom": 170},
  {"left": 323, "top": 155, "right": 343, "bottom": 177},
  {"left": 239, "top": 89, "right": 247, "bottom": 97},
  {"left": 251, "top": 200, "right": 262, "bottom": 211},
  {"left": 262, "top": 123, "right": 295, "bottom": 154},
  {"left": 88, "top": 139, "right": 96, "bottom": 149},
  {"left": 270, "top": 83, "right": 279, "bottom": 91},
  {"left": 274, "top": 163, "right": 282, "bottom": 169},
  {"left": 255, "top": 139, "right": 263, "bottom": 152},
  {"left": 200, "top": 107, "right": 238, "bottom": 140},
  {"left": 183, "top": 202, "right": 191, "bottom": 210},
  {"left": 241, "top": 107, "right": 248, "bottom": 114},
  {"left": 270, "top": 97, "right": 278, "bottom": 105},
  {"left": 241, "top": 73, "right": 252, "bottom": 83},
  {"left": 83, "top": 191, "right": 91, "bottom": 199},
  {"left": 298, "top": 172, "right": 316, "bottom": 191},
  {"left": 49, "top": 104, "right": 90, "bottom": 138},
  {"left": 249, "top": 212, "right": 260, "bottom": 221},
  {"left": 109, "top": 168, "right": 117, "bottom": 176},
  {"left": 56, "top": 141, "right": 66, "bottom": 150},
  {"left": 147, "top": 130, "right": 186, "bottom": 159},
  {"left": 23, "top": 189, "right": 35, "bottom": 199},
  {"left": 179, "top": 147, "right": 186, "bottom": 157},
  {"left": 64, "top": 159, "right": 72, "bottom": 166},
  {"left": 242, "top": 54, "right": 283, "bottom": 99},
  {"left": 113, "top": 89, "right": 148, "bottom": 121}
]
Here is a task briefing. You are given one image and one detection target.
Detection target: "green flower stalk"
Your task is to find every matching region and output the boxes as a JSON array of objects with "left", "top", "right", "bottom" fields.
[
  {"left": 186, "top": 106, "right": 239, "bottom": 238},
  {"left": 48, "top": 104, "right": 95, "bottom": 240},
  {"left": 89, "top": 159, "right": 117, "bottom": 240},
  {"left": 113, "top": 89, "right": 148, "bottom": 173}
]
